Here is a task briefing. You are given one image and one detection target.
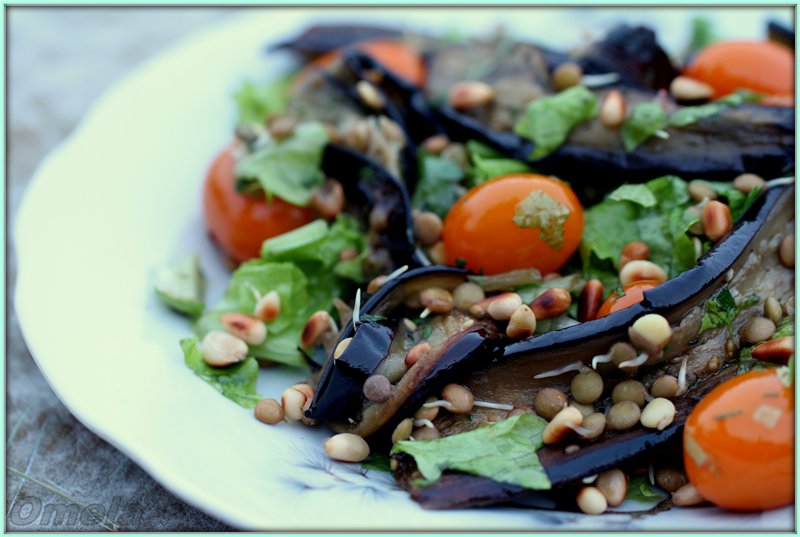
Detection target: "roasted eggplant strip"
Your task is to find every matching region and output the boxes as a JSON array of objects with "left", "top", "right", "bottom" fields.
[{"left": 271, "top": 24, "right": 402, "bottom": 59}]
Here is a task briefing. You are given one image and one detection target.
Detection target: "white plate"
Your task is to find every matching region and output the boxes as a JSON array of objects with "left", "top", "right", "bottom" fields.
[{"left": 15, "top": 7, "right": 794, "bottom": 531}]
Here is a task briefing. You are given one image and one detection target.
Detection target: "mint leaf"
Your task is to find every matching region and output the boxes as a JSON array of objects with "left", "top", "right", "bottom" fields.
[
  {"left": 626, "top": 476, "right": 667, "bottom": 504},
  {"left": 411, "top": 151, "right": 465, "bottom": 219},
  {"left": 154, "top": 254, "right": 205, "bottom": 318},
  {"left": 699, "top": 287, "right": 737, "bottom": 336},
  {"left": 234, "top": 77, "right": 291, "bottom": 126},
  {"left": 181, "top": 337, "right": 261, "bottom": 408},
  {"left": 512, "top": 190, "right": 571, "bottom": 249},
  {"left": 236, "top": 122, "right": 329, "bottom": 206},
  {"left": 514, "top": 86, "right": 598, "bottom": 160},
  {"left": 392, "top": 414, "right": 551, "bottom": 490},
  {"left": 621, "top": 102, "right": 667, "bottom": 151}
]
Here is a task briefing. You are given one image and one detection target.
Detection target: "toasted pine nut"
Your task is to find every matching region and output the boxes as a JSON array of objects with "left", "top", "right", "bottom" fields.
[
  {"left": 453, "top": 282, "right": 485, "bottom": 311},
  {"left": 640, "top": 397, "right": 676, "bottom": 430},
  {"left": 487, "top": 292, "right": 523, "bottom": 321},
  {"left": 619, "top": 259, "right": 668, "bottom": 287},
  {"left": 552, "top": 62, "right": 583, "bottom": 90},
  {"left": 752, "top": 336, "right": 794, "bottom": 363},
  {"left": 628, "top": 314, "right": 672, "bottom": 354},
  {"left": 576, "top": 486, "right": 607, "bottom": 515},
  {"left": 325, "top": 433, "right": 370, "bottom": 462},
  {"left": 405, "top": 342, "right": 433, "bottom": 367},
  {"left": 655, "top": 467, "right": 687, "bottom": 493},
  {"left": 426, "top": 241, "right": 448, "bottom": 265},
  {"left": 543, "top": 406, "right": 583, "bottom": 445},
  {"left": 739, "top": 317, "right": 776, "bottom": 345},
  {"left": 669, "top": 75, "right": 713, "bottom": 101},
  {"left": 596, "top": 469, "right": 628, "bottom": 507},
  {"left": 530, "top": 288, "right": 572, "bottom": 320},
  {"left": 620, "top": 241, "right": 650, "bottom": 269},
  {"left": 764, "top": 297, "right": 783, "bottom": 325},
  {"left": 442, "top": 384, "right": 474, "bottom": 414},
  {"left": 702, "top": 200, "right": 733, "bottom": 242},
  {"left": 254, "top": 290, "right": 281, "bottom": 322},
  {"left": 311, "top": 178, "right": 345, "bottom": 220},
  {"left": 356, "top": 80, "right": 384, "bottom": 110},
  {"left": 254, "top": 398, "right": 284, "bottom": 424},
  {"left": 267, "top": 115, "right": 297, "bottom": 140},
  {"left": 419, "top": 287, "right": 454, "bottom": 314},
  {"left": 301, "top": 310, "right": 336, "bottom": 348},
  {"left": 578, "top": 279, "right": 603, "bottom": 322},
  {"left": 220, "top": 312, "right": 267, "bottom": 346},
  {"left": 281, "top": 387, "right": 307, "bottom": 421},
  {"left": 733, "top": 173, "right": 766, "bottom": 194},
  {"left": 579, "top": 412, "right": 606, "bottom": 440},
  {"left": 201, "top": 331, "right": 248, "bottom": 366},
  {"left": 650, "top": 375, "right": 679, "bottom": 398},
  {"left": 599, "top": 89, "right": 626, "bottom": 128},
  {"left": 413, "top": 210, "right": 444, "bottom": 246},
  {"left": 391, "top": 418, "right": 414, "bottom": 443},
  {"left": 672, "top": 483, "right": 706, "bottom": 507},
  {"left": 333, "top": 337, "right": 352, "bottom": 359},
  {"left": 422, "top": 134, "right": 450, "bottom": 155},
  {"left": 506, "top": 304, "right": 537, "bottom": 339},
  {"left": 534, "top": 388, "right": 568, "bottom": 421},
  {"left": 688, "top": 180, "right": 718, "bottom": 202},
  {"left": 779, "top": 234, "right": 795, "bottom": 268},
  {"left": 448, "top": 81, "right": 495, "bottom": 109},
  {"left": 339, "top": 247, "right": 359, "bottom": 261},
  {"left": 363, "top": 374, "right": 393, "bottom": 402}
]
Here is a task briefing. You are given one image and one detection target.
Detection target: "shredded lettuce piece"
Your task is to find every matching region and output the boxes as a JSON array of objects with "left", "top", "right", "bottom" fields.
[
  {"left": 154, "top": 254, "right": 205, "bottom": 318},
  {"left": 669, "top": 91, "right": 762, "bottom": 128},
  {"left": 412, "top": 151, "right": 465, "bottom": 219},
  {"left": 181, "top": 337, "right": 261, "bottom": 408},
  {"left": 466, "top": 140, "right": 532, "bottom": 186},
  {"left": 621, "top": 102, "right": 667, "bottom": 151},
  {"left": 234, "top": 77, "right": 291, "bottom": 126}
]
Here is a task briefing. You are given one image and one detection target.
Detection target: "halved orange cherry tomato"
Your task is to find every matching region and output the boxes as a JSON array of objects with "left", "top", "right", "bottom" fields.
[
  {"left": 294, "top": 40, "right": 426, "bottom": 88},
  {"left": 683, "top": 41, "right": 794, "bottom": 99},
  {"left": 684, "top": 369, "right": 794, "bottom": 511},
  {"left": 596, "top": 279, "right": 660, "bottom": 318},
  {"left": 203, "top": 145, "right": 315, "bottom": 263},
  {"left": 442, "top": 174, "right": 584, "bottom": 275}
]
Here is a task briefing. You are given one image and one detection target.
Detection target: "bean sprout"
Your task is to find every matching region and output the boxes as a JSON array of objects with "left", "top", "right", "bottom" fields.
[
  {"left": 619, "top": 352, "right": 649, "bottom": 370},
  {"left": 534, "top": 361, "right": 588, "bottom": 379}
]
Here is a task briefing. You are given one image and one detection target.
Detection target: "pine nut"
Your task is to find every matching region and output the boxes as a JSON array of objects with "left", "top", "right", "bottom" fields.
[
  {"left": 363, "top": 374, "right": 393, "bottom": 402},
  {"left": 377, "top": 116, "right": 405, "bottom": 144},
  {"left": 640, "top": 397, "right": 676, "bottom": 430},
  {"left": 339, "top": 247, "right": 359, "bottom": 261},
  {"left": 448, "top": 81, "right": 495, "bottom": 109},
  {"left": 672, "top": 482, "right": 706, "bottom": 507},
  {"left": 596, "top": 469, "right": 628, "bottom": 507},
  {"left": 412, "top": 426, "right": 440, "bottom": 440},
  {"left": 570, "top": 402, "right": 595, "bottom": 418},
  {"left": 413, "top": 210, "right": 444, "bottom": 247},
  {"left": 311, "top": 178, "right": 345, "bottom": 220},
  {"left": 356, "top": 80, "right": 384, "bottom": 110},
  {"left": 752, "top": 336, "right": 794, "bottom": 364},
  {"left": 530, "top": 288, "right": 572, "bottom": 320},
  {"left": 612, "top": 380, "right": 648, "bottom": 407},
  {"left": 571, "top": 370, "right": 604, "bottom": 404},
  {"left": 628, "top": 314, "right": 672, "bottom": 354},
  {"left": 506, "top": 304, "right": 537, "bottom": 339},
  {"left": 301, "top": 310, "right": 336, "bottom": 348},
  {"left": 487, "top": 293, "right": 523, "bottom": 321},
  {"left": 740, "top": 317, "right": 776, "bottom": 345},
  {"left": 267, "top": 115, "right": 297, "bottom": 140},
  {"left": 220, "top": 312, "right": 267, "bottom": 346},
  {"left": 702, "top": 200, "right": 733, "bottom": 242},
  {"left": 415, "top": 397, "right": 439, "bottom": 421},
  {"left": 576, "top": 486, "right": 607, "bottom": 515},
  {"left": 764, "top": 297, "right": 783, "bottom": 325},
  {"left": 419, "top": 287, "right": 454, "bottom": 314},
  {"left": 254, "top": 398, "right": 284, "bottom": 425},
  {"left": 552, "top": 62, "right": 583, "bottom": 90},
  {"left": 779, "top": 234, "right": 795, "bottom": 268},
  {"left": 733, "top": 173, "right": 766, "bottom": 193},
  {"left": 543, "top": 406, "right": 583, "bottom": 445},
  {"left": 620, "top": 241, "right": 650, "bottom": 268},
  {"left": 579, "top": 412, "right": 606, "bottom": 440},
  {"left": 405, "top": 342, "right": 433, "bottom": 367},
  {"left": 367, "top": 275, "right": 388, "bottom": 294},
  {"left": 705, "top": 356, "right": 720, "bottom": 374},
  {"left": 325, "top": 433, "right": 370, "bottom": 462},
  {"left": 453, "top": 282, "right": 485, "bottom": 312},
  {"left": 391, "top": 418, "right": 414, "bottom": 443},
  {"left": 607, "top": 401, "right": 641, "bottom": 431},
  {"left": 578, "top": 279, "right": 604, "bottom": 322},
  {"left": 609, "top": 342, "right": 637, "bottom": 366},
  {"left": 619, "top": 259, "right": 668, "bottom": 286},
  {"left": 688, "top": 180, "right": 718, "bottom": 202},
  {"left": 669, "top": 75, "right": 713, "bottom": 101},
  {"left": 650, "top": 375, "right": 679, "bottom": 398},
  {"left": 254, "top": 290, "right": 281, "bottom": 322},
  {"left": 201, "top": 331, "right": 248, "bottom": 367},
  {"left": 281, "top": 387, "right": 307, "bottom": 421},
  {"left": 442, "top": 384, "right": 474, "bottom": 414},
  {"left": 333, "top": 337, "right": 352, "bottom": 359},
  {"left": 599, "top": 89, "right": 626, "bottom": 128},
  {"left": 426, "top": 241, "right": 448, "bottom": 265},
  {"left": 534, "top": 388, "right": 568, "bottom": 421},
  {"left": 655, "top": 467, "right": 687, "bottom": 493},
  {"left": 422, "top": 134, "right": 450, "bottom": 155}
]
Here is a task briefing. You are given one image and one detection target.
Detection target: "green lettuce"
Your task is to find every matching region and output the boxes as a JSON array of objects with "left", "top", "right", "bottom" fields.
[
  {"left": 154, "top": 254, "right": 205, "bottom": 317},
  {"left": 181, "top": 337, "right": 261, "bottom": 408},
  {"left": 621, "top": 102, "right": 667, "bottom": 151},
  {"left": 466, "top": 140, "right": 532, "bottom": 186},
  {"left": 669, "top": 91, "right": 762, "bottom": 129},
  {"left": 514, "top": 86, "right": 598, "bottom": 160},
  {"left": 391, "top": 414, "right": 551, "bottom": 489},
  {"left": 412, "top": 151, "right": 466, "bottom": 219},
  {"left": 234, "top": 77, "right": 291, "bottom": 126},
  {"left": 235, "top": 122, "right": 329, "bottom": 206},
  {"left": 626, "top": 476, "right": 667, "bottom": 504}
]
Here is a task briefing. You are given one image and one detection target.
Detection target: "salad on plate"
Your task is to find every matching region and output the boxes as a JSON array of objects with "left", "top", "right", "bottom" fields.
[{"left": 154, "top": 18, "right": 795, "bottom": 517}]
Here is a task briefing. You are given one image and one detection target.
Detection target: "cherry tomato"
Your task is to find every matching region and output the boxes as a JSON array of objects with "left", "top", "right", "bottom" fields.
[
  {"left": 684, "top": 369, "right": 794, "bottom": 511},
  {"left": 684, "top": 41, "right": 793, "bottom": 99},
  {"left": 442, "top": 174, "right": 584, "bottom": 275},
  {"left": 295, "top": 40, "right": 426, "bottom": 88},
  {"left": 203, "top": 145, "right": 315, "bottom": 263},
  {"left": 596, "top": 280, "right": 660, "bottom": 318}
]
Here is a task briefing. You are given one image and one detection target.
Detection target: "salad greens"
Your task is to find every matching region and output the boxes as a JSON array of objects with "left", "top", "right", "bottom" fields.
[
  {"left": 412, "top": 151, "right": 466, "bottom": 219},
  {"left": 154, "top": 253, "right": 206, "bottom": 318},
  {"left": 392, "top": 414, "right": 551, "bottom": 489},
  {"left": 234, "top": 77, "right": 291, "bottom": 126},
  {"left": 465, "top": 140, "right": 532, "bottom": 186},
  {"left": 669, "top": 90, "right": 762, "bottom": 128},
  {"left": 699, "top": 286, "right": 759, "bottom": 336},
  {"left": 181, "top": 337, "right": 261, "bottom": 407},
  {"left": 621, "top": 102, "right": 668, "bottom": 152}
]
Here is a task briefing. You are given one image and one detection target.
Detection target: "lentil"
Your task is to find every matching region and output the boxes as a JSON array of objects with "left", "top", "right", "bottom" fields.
[
  {"left": 254, "top": 398, "right": 284, "bottom": 425},
  {"left": 571, "top": 370, "right": 604, "bottom": 404},
  {"left": 732, "top": 173, "right": 765, "bottom": 193},
  {"left": 391, "top": 418, "right": 414, "bottom": 444},
  {"left": 650, "top": 375, "right": 679, "bottom": 398},
  {"left": 363, "top": 374, "right": 393, "bottom": 402},
  {"left": 607, "top": 401, "right": 641, "bottom": 431},
  {"left": 579, "top": 413, "right": 606, "bottom": 440},
  {"left": 640, "top": 398, "right": 676, "bottom": 430},
  {"left": 655, "top": 467, "right": 687, "bottom": 493},
  {"left": 534, "top": 388, "right": 568, "bottom": 420},
  {"left": 413, "top": 210, "right": 444, "bottom": 247},
  {"left": 442, "top": 384, "right": 475, "bottom": 414},
  {"left": 552, "top": 62, "right": 583, "bottom": 90},
  {"left": 452, "top": 282, "right": 485, "bottom": 311}
]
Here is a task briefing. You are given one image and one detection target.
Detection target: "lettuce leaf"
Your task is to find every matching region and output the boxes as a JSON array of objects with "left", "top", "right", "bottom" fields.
[
  {"left": 391, "top": 414, "right": 551, "bottom": 490},
  {"left": 154, "top": 253, "right": 205, "bottom": 318},
  {"left": 466, "top": 140, "right": 532, "bottom": 186},
  {"left": 621, "top": 102, "right": 667, "bottom": 151},
  {"left": 181, "top": 337, "right": 261, "bottom": 408},
  {"left": 412, "top": 151, "right": 465, "bottom": 219},
  {"left": 234, "top": 76, "right": 291, "bottom": 126}
]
